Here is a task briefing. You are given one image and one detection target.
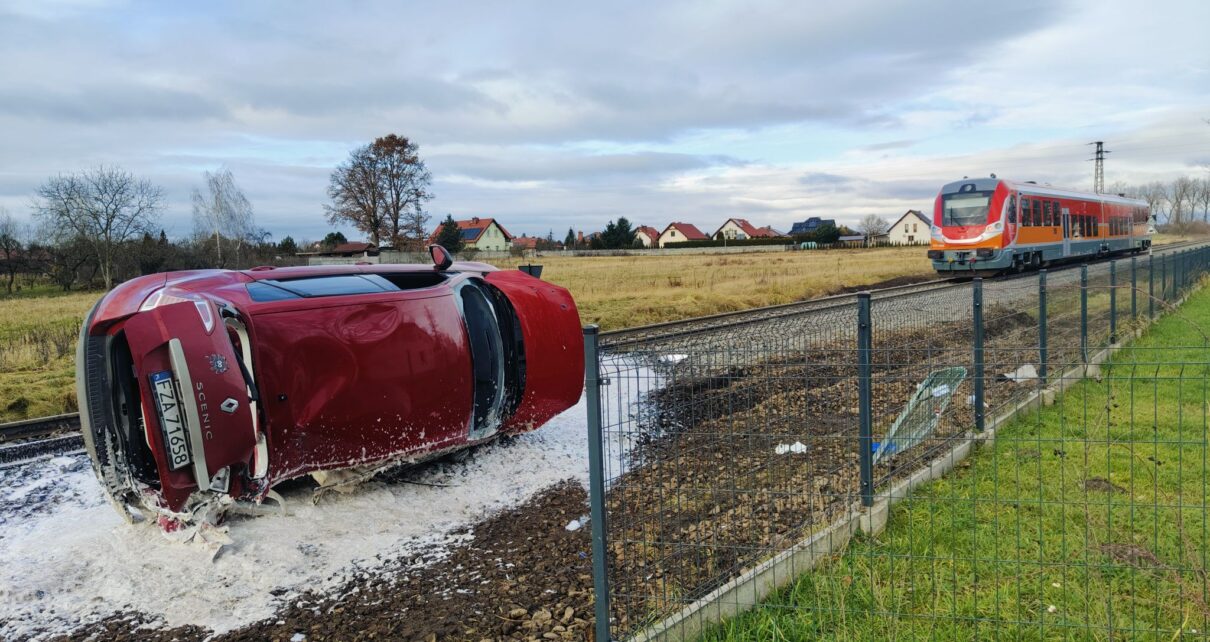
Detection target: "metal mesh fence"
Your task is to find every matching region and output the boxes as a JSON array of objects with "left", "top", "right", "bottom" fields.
[{"left": 586, "top": 245, "right": 1210, "bottom": 641}]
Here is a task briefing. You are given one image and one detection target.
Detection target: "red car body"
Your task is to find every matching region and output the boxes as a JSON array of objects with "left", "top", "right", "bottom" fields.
[{"left": 77, "top": 255, "right": 583, "bottom": 527}]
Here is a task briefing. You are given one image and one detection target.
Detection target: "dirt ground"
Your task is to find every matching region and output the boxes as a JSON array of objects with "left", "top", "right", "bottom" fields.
[{"left": 51, "top": 483, "right": 597, "bottom": 642}]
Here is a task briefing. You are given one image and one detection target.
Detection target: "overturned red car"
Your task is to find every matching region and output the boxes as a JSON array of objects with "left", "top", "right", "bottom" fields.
[{"left": 77, "top": 246, "right": 583, "bottom": 529}]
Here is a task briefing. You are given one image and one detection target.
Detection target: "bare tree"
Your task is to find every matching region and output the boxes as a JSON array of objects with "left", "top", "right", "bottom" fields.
[
  {"left": 34, "top": 166, "right": 162, "bottom": 289},
  {"left": 374, "top": 135, "right": 433, "bottom": 250},
  {"left": 1140, "top": 181, "right": 1170, "bottom": 224},
  {"left": 858, "top": 214, "right": 889, "bottom": 237},
  {"left": 325, "top": 145, "right": 385, "bottom": 246},
  {"left": 325, "top": 134, "right": 433, "bottom": 248},
  {"left": 1170, "top": 176, "right": 1196, "bottom": 229},
  {"left": 0, "top": 208, "right": 23, "bottom": 294},
  {"left": 192, "top": 167, "right": 256, "bottom": 267},
  {"left": 1196, "top": 177, "right": 1210, "bottom": 223}
]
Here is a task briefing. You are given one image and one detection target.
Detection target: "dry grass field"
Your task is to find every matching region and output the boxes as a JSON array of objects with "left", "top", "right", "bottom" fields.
[
  {"left": 493, "top": 246, "right": 932, "bottom": 329},
  {"left": 0, "top": 291, "right": 96, "bottom": 422}
]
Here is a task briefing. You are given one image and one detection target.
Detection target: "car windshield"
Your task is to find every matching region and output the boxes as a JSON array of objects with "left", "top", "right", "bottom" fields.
[{"left": 942, "top": 191, "right": 994, "bottom": 227}]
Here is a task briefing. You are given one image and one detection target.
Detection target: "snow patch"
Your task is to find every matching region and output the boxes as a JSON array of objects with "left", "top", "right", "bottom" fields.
[{"left": 0, "top": 355, "right": 666, "bottom": 640}]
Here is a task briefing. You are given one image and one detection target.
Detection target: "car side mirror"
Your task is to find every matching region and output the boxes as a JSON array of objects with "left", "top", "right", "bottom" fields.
[{"left": 429, "top": 244, "right": 454, "bottom": 270}]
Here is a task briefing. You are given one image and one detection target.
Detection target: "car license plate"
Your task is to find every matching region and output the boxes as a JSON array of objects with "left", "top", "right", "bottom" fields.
[{"left": 150, "top": 370, "right": 192, "bottom": 471}]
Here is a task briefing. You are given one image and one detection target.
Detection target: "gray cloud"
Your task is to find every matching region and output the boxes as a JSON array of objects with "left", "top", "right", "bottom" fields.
[
  {"left": 432, "top": 151, "right": 745, "bottom": 183},
  {"left": 0, "top": 84, "right": 228, "bottom": 123},
  {"left": 0, "top": 0, "right": 1202, "bottom": 242}
]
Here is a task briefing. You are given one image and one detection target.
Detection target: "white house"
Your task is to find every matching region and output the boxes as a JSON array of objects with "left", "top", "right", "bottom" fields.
[
  {"left": 657, "top": 222, "right": 708, "bottom": 247},
  {"left": 712, "top": 218, "right": 780, "bottom": 241},
  {"left": 886, "top": 210, "right": 931, "bottom": 245},
  {"left": 634, "top": 225, "right": 661, "bottom": 248}
]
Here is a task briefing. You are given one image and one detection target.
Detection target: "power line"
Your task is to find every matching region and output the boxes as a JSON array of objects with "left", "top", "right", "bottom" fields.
[{"left": 1087, "top": 141, "right": 1110, "bottom": 193}]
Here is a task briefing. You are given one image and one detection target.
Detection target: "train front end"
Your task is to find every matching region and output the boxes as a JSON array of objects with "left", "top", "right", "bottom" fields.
[{"left": 928, "top": 178, "right": 1014, "bottom": 274}]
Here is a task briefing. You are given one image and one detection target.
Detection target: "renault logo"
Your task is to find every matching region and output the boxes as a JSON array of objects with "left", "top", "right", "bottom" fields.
[{"left": 220, "top": 398, "right": 239, "bottom": 414}]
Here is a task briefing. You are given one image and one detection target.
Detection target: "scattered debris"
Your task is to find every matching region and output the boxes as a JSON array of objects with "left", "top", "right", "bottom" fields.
[
  {"left": 997, "top": 363, "right": 1038, "bottom": 383},
  {"left": 774, "top": 442, "right": 808, "bottom": 455}
]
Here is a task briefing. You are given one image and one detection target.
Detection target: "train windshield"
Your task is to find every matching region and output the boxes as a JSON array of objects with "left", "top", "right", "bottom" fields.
[{"left": 941, "top": 191, "right": 994, "bottom": 227}]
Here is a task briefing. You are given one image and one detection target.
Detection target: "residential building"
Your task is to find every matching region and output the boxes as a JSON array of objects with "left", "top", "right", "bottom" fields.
[
  {"left": 300, "top": 241, "right": 379, "bottom": 258},
  {"left": 789, "top": 217, "right": 837, "bottom": 236},
  {"left": 658, "top": 222, "right": 708, "bottom": 247},
  {"left": 886, "top": 210, "right": 931, "bottom": 245},
  {"left": 634, "top": 225, "right": 661, "bottom": 247},
  {"left": 512, "top": 236, "right": 540, "bottom": 251},
  {"left": 429, "top": 217, "right": 514, "bottom": 251},
  {"left": 712, "top": 218, "right": 781, "bottom": 241}
]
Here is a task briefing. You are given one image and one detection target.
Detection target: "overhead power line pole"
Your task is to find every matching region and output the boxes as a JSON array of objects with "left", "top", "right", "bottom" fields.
[{"left": 1087, "top": 141, "right": 1110, "bottom": 194}]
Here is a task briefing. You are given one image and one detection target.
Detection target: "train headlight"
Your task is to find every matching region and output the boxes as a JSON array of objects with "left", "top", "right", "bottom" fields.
[{"left": 930, "top": 225, "right": 944, "bottom": 241}]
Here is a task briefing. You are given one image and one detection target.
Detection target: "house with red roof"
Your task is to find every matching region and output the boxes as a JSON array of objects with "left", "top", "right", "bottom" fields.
[
  {"left": 657, "top": 222, "right": 708, "bottom": 247},
  {"left": 429, "top": 217, "right": 514, "bottom": 251},
  {"left": 634, "top": 225, "right": 661, "bottom": 248},
  {"left": 712, "top": 218, "right": 782, "bottom": 241},
  {"left": 512, "top": 235, "right": 541, "bottom": 251}
]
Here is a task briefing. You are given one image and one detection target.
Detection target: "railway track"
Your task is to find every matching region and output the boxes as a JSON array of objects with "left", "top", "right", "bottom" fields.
[
  {"left": 602, "top": 239, "right": 1210, "bottom": 347},
  {"left": 4, "top": 238, "right": 1208, "bottom": 462},
  {"left": 0, "top": 414, "right": 84, "bottom": 464}
]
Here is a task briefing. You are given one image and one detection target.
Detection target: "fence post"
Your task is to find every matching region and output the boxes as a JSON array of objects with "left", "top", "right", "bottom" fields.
[
  {"left": 1080, "top": 264, "right": 1088, "bottom": 363},
  {"left": 583, "top": 325, "right": 612, "bottom": 642},
  {"left": 1161, "top": 253, "right": 1168, "bottom": 302},
  {"left": 857, "top": 292, "right": 874, "bottom": 508},
  {"left": 1038, "top": 270, "right": 1048, "bottom": 383},
  {"left": 1109, "top": 260, "right": 1117, "bottom": 344},
  {"left": 1175, "top": 251, "right": 1182, "bottom": 298},
  {"left": 1131, "top": 256, "right": 1138, "bottom": 321},
  {"left": 1149, "top": 253, "right": 1156, "bottom": 320},
  {"left": 973, "top": 278, "right": 985, "bottom": 433}
]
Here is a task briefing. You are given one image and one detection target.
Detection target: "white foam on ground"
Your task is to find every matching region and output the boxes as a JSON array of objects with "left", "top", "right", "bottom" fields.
[
  {"left": 0, "top": 358, "right": 666, "bottom": 641},
  {"left": 0, "top": 394, "right": 598, "bottom": 639}
]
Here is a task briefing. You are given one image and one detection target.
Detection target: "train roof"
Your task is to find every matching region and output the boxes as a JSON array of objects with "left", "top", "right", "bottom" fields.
[{"left": 940, "top": 178, "right": 1148, "bottom": 207}]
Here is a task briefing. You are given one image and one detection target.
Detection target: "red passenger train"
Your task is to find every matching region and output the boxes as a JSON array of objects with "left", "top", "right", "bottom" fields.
[{"left": 928, "top": 177, "right": 1153, "bottom": 275}]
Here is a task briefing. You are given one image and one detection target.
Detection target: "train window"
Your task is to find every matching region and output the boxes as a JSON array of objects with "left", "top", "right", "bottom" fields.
[
  {"left": 1042, "top": 201, "right": 1052, "bottom": 227},
  {"left": 941, "top": 190, "right": 994, "bottom": 226},
  {"left": 1034, "top": 200, "right": 1043, "bottom": 226},
  {"left": 1020, "top": 198, "right": 1030, "bottom": 226},
  {"left": 1007, "top": 195, "right": 1017, "bottom": 225},
  {"left": 1052, "top": 201, "right": 1061, "bottom": 226}
]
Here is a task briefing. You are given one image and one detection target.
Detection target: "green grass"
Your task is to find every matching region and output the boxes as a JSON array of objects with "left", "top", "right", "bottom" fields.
[{"left": 701, "top": 287, "right": 1210, "bottom": 641}]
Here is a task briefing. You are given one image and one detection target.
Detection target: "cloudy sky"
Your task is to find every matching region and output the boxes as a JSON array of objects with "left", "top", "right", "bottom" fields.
[{"left": 1, "top": 0, "right": 1207, "bottom": 242}]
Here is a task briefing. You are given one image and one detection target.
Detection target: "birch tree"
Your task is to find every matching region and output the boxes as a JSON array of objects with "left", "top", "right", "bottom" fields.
[{"left": 192, "top": 167, "right": 256, "bottom": 267}]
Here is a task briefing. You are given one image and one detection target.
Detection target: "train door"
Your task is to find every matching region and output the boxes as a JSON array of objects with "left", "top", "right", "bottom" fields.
[{"left": 1061, "top": 207, "right": 1071, "bottom": 257}]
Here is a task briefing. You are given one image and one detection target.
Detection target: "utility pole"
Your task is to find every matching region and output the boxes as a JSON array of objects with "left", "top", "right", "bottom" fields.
[{"left": 1088, "top": 141, "right": 1110, "bottom": 194}]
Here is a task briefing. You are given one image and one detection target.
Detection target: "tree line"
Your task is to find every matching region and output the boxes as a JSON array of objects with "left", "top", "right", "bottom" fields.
[
  {"left": 1112, "top": 176, "right": 1210, "bottom": 231},
  {"left": 0, "top": 132, "right": 436, "bottom": 295}
]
